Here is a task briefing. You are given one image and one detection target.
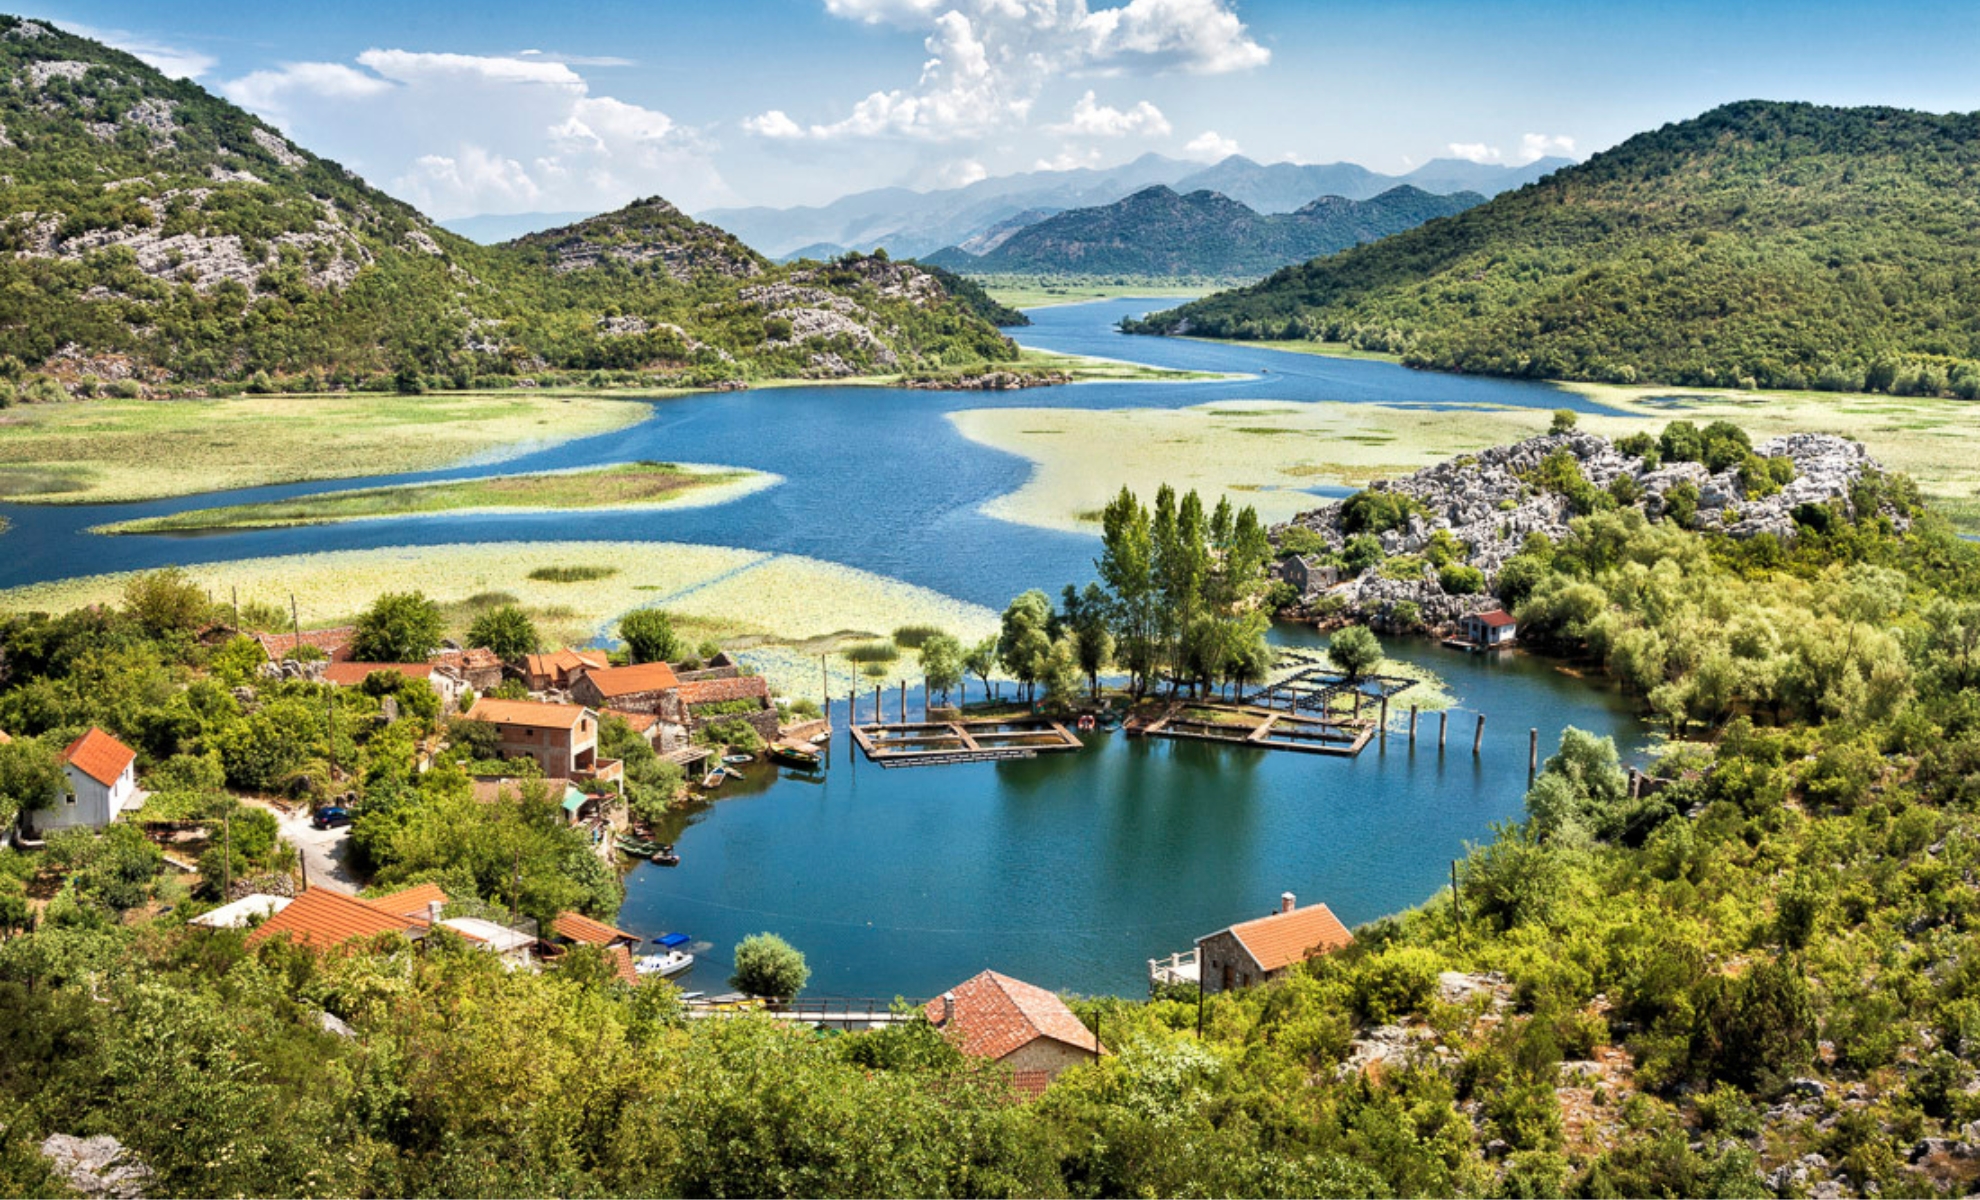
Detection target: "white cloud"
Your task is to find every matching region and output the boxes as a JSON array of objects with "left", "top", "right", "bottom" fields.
[
  {"left": 55, "top": 20, "right": 215, "bottom": 79},
  {"left": 1445, "top": 133, "right": 1579, "bottom": 166},
  {"left": 748, "top": 0, "right": 1264, "bottom": 143},
  {"left": 1032, "top": 145, "right": 1105, "bottom": 172},
  {"left": 1182, "top": 129, "right": 1239, "bottom": 161},
  {"left": 936, "top": 158, "right": 990, "bottom": 186},
  {"left": 218, "top": 49, "right": 726, "bottom": 217},
  {"left": 1049, "top": 90, "right": 1170, "bottom": 138},
  {"left": 1446, "top": 141, "right": 1501, "bottom": 164}
]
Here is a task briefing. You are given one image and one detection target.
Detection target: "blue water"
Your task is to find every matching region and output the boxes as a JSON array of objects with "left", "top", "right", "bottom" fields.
[{"left": 0, "top": 302, "right": 1644, "bottom": 997}]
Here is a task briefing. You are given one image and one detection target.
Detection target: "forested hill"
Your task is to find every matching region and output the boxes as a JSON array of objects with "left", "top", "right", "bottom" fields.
[
  {"left": 922, "top": 184, "right": 1481, "bottom": 278},
  {"left": 1125, "top": 101, "right": 1980, "bottom": 396},
  {"left": 0, "top": 16, "right": 1014, "bottom": 395}
]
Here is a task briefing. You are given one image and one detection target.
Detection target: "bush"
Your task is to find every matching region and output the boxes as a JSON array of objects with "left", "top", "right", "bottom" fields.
[
  {"left": 891, "top": 625, "right": 944, "bottom": 649},
  {"left": 354, "top": 592, "right": 443, "bottom": 662},
  {"left": 1351, "top": 945, "right": 1441, "bottom": 1023},
  {"left": 1341, "top": 490, "right": 1418, "bottom": 536},
  {"left": 843, "top": 641, "right": 900, "bottom": 664},
  {"left": 731, "top": 932, "right": 809, "bottom": 999},
  {"left": 619, "top": 608, "right": 682, "bottom": 664},
  {"left": 466, "top": 605, "right": 539, "bottom": 660},
  {"left": 528, "top": 565, "right": 618, "bottom": 583},
  {"left": 1438, "top": 564, "right": 1485, "bottom": 595},
  {"left": 1327, "top": 626, "right": 1383, "bottom": 680}
]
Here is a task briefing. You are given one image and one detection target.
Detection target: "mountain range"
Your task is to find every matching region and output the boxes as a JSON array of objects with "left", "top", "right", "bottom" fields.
[
  {"left": 920, "top": 184, "right": 1481, "bottom": 278},
  {"left": 0, "top": 17, "right": 1013, "bottom": 393},
  {"left": 1126, "top": 100, "right": 1980, "bottom": 395},
  {"left": 693, "top": 152, "right": 1570, "bottom": 261}
]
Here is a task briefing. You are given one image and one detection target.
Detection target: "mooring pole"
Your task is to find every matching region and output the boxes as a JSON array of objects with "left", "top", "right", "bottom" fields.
[
  {"left": 1379, "top": 695, "right": 1389, "bottom": 743},
  {"left": 874, "top": 684, "right": 882, "bottom": 726},
  {"left": 1529, "top": 727, "right": 1540, "bottom": 776},
  {"left": 1473, "top": 713, "right": 1486, "bottom": 755},
  {"left": 900, "top": 680, "right": 907, "bottom": 725},
  {"left": 1438, "top": 710, "right": 1448, "bottom": 751},
  {"left": 1409, "top": 705, "right": 1418, "bottom": 743}
]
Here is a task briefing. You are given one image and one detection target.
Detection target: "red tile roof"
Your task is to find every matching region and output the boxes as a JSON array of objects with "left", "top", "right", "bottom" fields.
[
  {"left": 253, "top": 626, "right": 356, "bottom": 662},
  {"left": 368, "top": 882, "right": 450, "bottom": 919},
  {"left": 524, "top": 648, "right": 606, "bottom": 680},
  {"left": 925, "top": 970, "right": 1104, "bottom": 1063},
  {"left": 244, "top": 886, "right": 422, "bottom": 950},
  {"left": 61, "top": 727, "right": 136, "bottom": 787},
  {"left": 322, "top": 661, "right": 434, "bottom": 686},
  {"left": 1471, "top": 609, "right": 1518, "bottom": 628},
  {"left": 1223, "top": 902, "right": 1354, "bottom": 972},
  {"left": 552, "top": 910, "right": 641, "bottom": 946},
  {"left": 465, "top": 698, "right": 594, "bottom": 730},
  {"left": 578, "top": 661, "right": 682, "bottom": 698},
  {"left": 602, "top": 708, "right": 660, "bottom": 734},
  {"left": 606, "top": 943, "right": 640, "bottom": 986},
  {"left": 432, "top": 647, "right": 503, "bottom": 672},
  {"left": 679, "top": 675, "right": 770, "bottom": 707}
]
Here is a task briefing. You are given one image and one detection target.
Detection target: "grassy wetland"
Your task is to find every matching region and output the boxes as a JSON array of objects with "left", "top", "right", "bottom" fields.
[{"left": 94, "top": 462, "right": 772, "bottom": 535}]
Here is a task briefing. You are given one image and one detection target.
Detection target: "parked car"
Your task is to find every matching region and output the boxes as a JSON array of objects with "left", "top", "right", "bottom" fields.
[{"left": 312, "top": 806, "right": 352, "bottom": 830}]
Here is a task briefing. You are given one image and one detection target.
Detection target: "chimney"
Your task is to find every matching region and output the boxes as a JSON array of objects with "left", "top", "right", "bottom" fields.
[
  {"left": 940, "top": 991, "right": 955, "bottom": 1025},
  {"left": 1280, "top": 891, "right": 1296, "bottom": 915},
  {"left": 427, "top": 900, "right": 443, "bottom": 923}
]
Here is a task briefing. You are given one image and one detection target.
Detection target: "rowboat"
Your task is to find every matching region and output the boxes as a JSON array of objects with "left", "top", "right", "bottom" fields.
[
  {"left": 767, "top": 743, "right": 822, "bottom": 768},
  {"left": 616, "top": 836, "right": 661, "bottom": 856},
  {"left": 701, "top": 769, "right": 726, "bottom": 789},
  {"left": 722, "top": 754, "right": 753, "bottom": 765}
]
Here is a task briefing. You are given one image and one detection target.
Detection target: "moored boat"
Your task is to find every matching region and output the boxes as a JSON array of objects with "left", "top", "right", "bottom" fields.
[
  {"left": 722, "top": 753, "right": 753, "bottom": 765},
  {"left": 768, "top": 742, "right": 822, "bottom": 767},
  {"left": 701, "top": 768, "right": 726, "bottom": 789},
  {"left": 650, "top": 844, "right": 681, "bottom": 866},
  {"left": 634, "top": 949, "right": 694, "bottom": 978}
]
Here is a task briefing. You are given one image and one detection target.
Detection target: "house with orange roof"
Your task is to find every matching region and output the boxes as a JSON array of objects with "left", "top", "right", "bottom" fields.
[
  {"left": 461, "top": 698, "right": 620, "bottom": 785},
  {"left": 322, "top": 661, "right": 463, "bottom": 708},
  {"left": 550, "top": 910, "right": 643, "bottom": 952},
  {"left": 244, "top": 886, "right": 431, "bottom": 952},
  {"left": 925, "top": 970, "right": 1105, "bottom": 1096},
  {"left": 39, "top": 727, "right": 140, "bottom": 832},
  {"left": 253, "top": 626, "right": 357, "bottom": 663},
  {"left": 1195, "top": 892, "right": 1354, "bottom": 994},
  {"left": 677, "top": 674, "right": 779, "bottom": 744},
  {"left": 569, "top": 661, "right": 684, "bottom": 722},
  {"left": 431, "top": 646, "right": 505, "bottom": 691},
  {"left": 522, "top": 648, "right": 609, "bottom": 693}
]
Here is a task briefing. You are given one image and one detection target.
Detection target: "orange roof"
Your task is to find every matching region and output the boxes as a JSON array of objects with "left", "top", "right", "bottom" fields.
[
  {"left": 525, "top": 648, "right": 606, "bottom": 679},
  {"left": 323, "top": 662, "right": 434, "bottom": 686},
  {"left": 433, "top": 647, "right": 503, "bottom": 671},
  {"left": 368, "top": 882, "right": 450, "bottom": 918},
  {"left": 1471, "top": 610, "right": 1518, "bottom": 628},
  {"left": 62, "top": 727, "right": 136, "bottom": 787},
  {"left": 552, "top": 910, "right": 641, "bottom": 946},
  {"left": 925, "top": 970, "right": 1104, "bottom": 1063},
  {"left": 602, "top": 708, "right": 660, "bottom": 734},
  {"left": 253, "top": 626, "right": 356, "bottom": 662},
  {"left": 244, "top": 886, "right": 421, "bottom": 950},
  {"left": 577, "top": 661, "right": 681, "bottom": 698},
  {"left": 466, "top": 698, "right": 594, "bottom": 730},
  {"left": 679, "top": 675, "right": 769, "bottom": 707},
  {"left": 606, "top": 943, "right": 640, "bottom": 986},
  {"left": 1221, "top": 902, "right": 1354, "bottom": 972}
]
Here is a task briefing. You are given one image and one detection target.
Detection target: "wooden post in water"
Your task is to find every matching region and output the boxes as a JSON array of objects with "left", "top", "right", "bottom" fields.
[
  {"left": 874, "top": 684, "right": 882, "bottom": 726},
  {"left": 1409, "top": 705, "right": 1418, "bottom": 743},
  {"left": 900, "top": 680, "right": 907, "bottom": 725},
  {"left": 1438, "top": 710, "right": 1448, "bottom": 751},
  {"left": 1529, "top": 728, "right": 1540, "bottom": 776},
  {"left": 1473, "top": 713, "right": 1486, "bottom": 755},
  {"left": 1379, "top": 695, "right": 1389, "bottom": 743}
]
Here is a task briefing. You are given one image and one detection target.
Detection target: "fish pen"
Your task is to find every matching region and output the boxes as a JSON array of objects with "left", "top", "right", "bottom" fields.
[
  {"left": 1130, "top": 703, "right": 1376, "bottom": 757},
  {"left": 850, "top": 718, "right": 1084, "bottom": 767}
]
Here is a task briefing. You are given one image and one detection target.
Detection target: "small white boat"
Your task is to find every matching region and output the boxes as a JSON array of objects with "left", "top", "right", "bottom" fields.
[
  {"left": 635, "top": 950, "right": 695, "bottom": 978},
  {"left": 722, "top": 754, "right": 753, "bottom": 765}
]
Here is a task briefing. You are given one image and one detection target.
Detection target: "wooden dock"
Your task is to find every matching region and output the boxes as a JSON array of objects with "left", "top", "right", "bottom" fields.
[
  {"left": 1127, "top": 702, "right": 1375, "bottom": 757},
  {"left": 850, "top": 718, "right": 1083, "bottom": 767}
]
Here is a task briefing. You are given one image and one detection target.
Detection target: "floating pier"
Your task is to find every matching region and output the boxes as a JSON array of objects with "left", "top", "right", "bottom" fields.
[
  {"left": 1128, "top": 702, "right": 1376, "bottom": 757},
  {"left": 850, "top": 717, "right": 1084, "bottom": 767}
]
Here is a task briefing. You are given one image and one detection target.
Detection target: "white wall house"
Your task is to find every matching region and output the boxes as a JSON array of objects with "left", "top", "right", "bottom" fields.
[{"left": 40, "top": 727, "right": 139, "bottom": 833}]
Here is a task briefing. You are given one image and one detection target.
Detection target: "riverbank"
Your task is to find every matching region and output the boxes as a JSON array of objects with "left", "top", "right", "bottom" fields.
[
  {"left": 0, "top": 540, "right": 998, "bottom": 699},
  {"left": 93, "top": 462, "right": 773, "bottom": 535},
  {"left": 949, "top": 399, "right": 1565, "bottom": 533}
]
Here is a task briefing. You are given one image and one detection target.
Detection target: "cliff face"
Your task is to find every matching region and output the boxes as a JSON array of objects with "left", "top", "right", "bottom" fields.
[{"left": 1276, "top": 431, "right": 1901, "bottom": 629}]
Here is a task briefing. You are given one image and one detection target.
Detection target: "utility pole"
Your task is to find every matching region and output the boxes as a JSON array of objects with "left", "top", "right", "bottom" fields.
[
  {"left": 509, "top": 848, "right": 522, "bottom": 931},
  {"left": 223, "top": 811, "right": 232, "bottom": 898},
  {"left": 290, "top": 593, "right": 302, "bottom": 662},
  {"left": 231, "top": 586, "right": 240, "bottom": 634}
]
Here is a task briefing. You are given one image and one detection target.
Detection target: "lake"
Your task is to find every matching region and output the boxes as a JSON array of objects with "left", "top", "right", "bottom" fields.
[{"left": 0, "top": 301, "right": 1646, "bottom": 997}]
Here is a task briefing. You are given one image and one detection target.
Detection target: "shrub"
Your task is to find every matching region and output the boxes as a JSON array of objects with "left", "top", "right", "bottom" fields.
[
  {"left": 619, "top": 608, "right": 682, "bottom": 664},
  {"left": 1439, "top": 564, "right": 1485, "bottom": 595},
  {"left": 1327, "top": 626, "right": 1383, "bottom": 680},
  {"left": 891, "top": 625, "right": 944, "bottom": 649},
  {"left": 528, "top": 565, "right": 618, "bottom": 583},
  {"left": 843, "top": 641, "right": 900, "bottom": 664},
  {"left": 731, "top": 932, "right": 809, "bottom": 999},
  {"left": 1341, "top": 490, "right": 1418, "bottom": 536},
  {"left": 1351, "top": 945, "right": 1441, "bottom": 1023},
  {"left": 1549, "top": 409, "right": 1578, "bottom": 434}
]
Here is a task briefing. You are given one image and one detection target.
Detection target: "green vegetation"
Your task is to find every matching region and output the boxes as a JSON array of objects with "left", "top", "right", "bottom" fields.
[
  {"left": 0, "top": 21, "right": 1015, "bottom": 400},
  {"left": 1326, "top": 625, "right": 1383, "bottom": 680},
  {"left": 97, "top": 462, "right": 758, "bottom": 534},
  {"left": 352, "top": 591, "right": 443, "bottom": 663},
  {"left": 1129, "top": 102, "right": 1980, "bottom": 393},
  {"left": 617, "top": 608, "right": 682, "bottom": 665},
  {"left": 730, "top": 932, "right": 811, "bottom": 1000},
  {"left": 922, "top": 184, "right": 1481, "bottom": 278},
  {"left": 465, "top": 604, "right": 540, "bottom": 660},
  {"left": 528, "top": 563, "right": 619, "bottom": 583},
  {"left": 973, "top": 274, "right": 1224, "bottom": 309}
]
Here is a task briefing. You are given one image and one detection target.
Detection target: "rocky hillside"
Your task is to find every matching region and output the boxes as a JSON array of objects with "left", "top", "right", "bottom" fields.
[
  {"left": 0, "top": 17, "right": 1015, "bottom": 394},
  {"left": 1276, "top": 427, "right": 1904, "bottom": 630},
  {"left": 923, "top": 184, "right": 1481, "bottom": 278},
  {"left": 1129, "top": 101, "right": 1980, "bottom": 394}
]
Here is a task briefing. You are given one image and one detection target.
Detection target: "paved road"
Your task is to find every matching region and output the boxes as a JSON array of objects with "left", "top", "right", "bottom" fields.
[{"left": 248, "top": 800, "right": 360, "bottom": 892}]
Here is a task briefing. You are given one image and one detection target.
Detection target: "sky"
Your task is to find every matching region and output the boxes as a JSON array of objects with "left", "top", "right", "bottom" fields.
[{"left": 32, "top": 0, "right": 1980, "bottom": 218}]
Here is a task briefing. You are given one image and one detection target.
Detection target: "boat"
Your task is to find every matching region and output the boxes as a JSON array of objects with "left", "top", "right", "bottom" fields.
[
  {"left": 650, "top": 844, "right": 681, "bottom": 866},
  {"left": 722, "top": 754, "right": 753, "bottom": 765},
  {"left": 700, "top": 769, "right": 726, "bottom": 789},
  {"left": 1076, "top": 714, "right": 1096, "bottom": 730},
  {"left": 634, "top": 950, "right": 694, "bottom": 978},
  {"left": 616, "top": 835, "right": 661, "bottom": 856},
  {"left": 721, "top": 765, "right": 746, "bottom": 780},
  {"left": 767, "top": 742, "right": 822, "bottom": 768}
]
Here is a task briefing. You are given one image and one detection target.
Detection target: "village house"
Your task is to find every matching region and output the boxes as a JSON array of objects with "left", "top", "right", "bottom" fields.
[
  {"left": 550, "top": 911, "right": 643, "bottom": 955},
  {"left": 461, "top": 698, "right": 620, "bottom": 785},
  {"left": 245, "top": 885, "right": 433, "bottom": 951},
  {"left": 431, "top": 647, "right": 505, "bottom": 692},
  {"left": 1195, "top": 892, "right": 1354, "bottom": 994},
  {"left": 1461, "top": 609, "right": 1519, "bottom": 649},
  {"left": 253, "top": 626, "right": 357, "bottom": 663},
  {"left": 926, "top": 970, "right": 1106, "bottom": 1096},
  {"left": 37, "top": 727, "right": 140, "bottom": 833},
  {"left": 322, "top": 661, "right": 464, "bottom": 708},
  {"left": 678, "top": 675, "right": 780, "bottom": 745},
  {"left": 569, "top": 661, "right": 684, "bottom": 717},
  {"left": 1278, "top": 554, "right": 1339, "bottom": 597},
  {"left": 470, "top": 776, "right": 603, "bottom": 825},
  {"left": 522, "top": 648, "right": 608, "bottom": 693}
]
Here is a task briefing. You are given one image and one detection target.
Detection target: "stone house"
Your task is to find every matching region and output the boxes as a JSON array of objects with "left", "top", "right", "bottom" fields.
[
  {"left": 522, "top": 648, "right": 608, "bottom": 693},
  {"left": 569, "top": 661, "right": 684, "bottom": 722},
  {"left": 253, "top": 626, "right": 357, "bottom": 663},
  {"left": 461, "top": 698, "right": 620, "bottom": 785},
  {"left": 431, "top": 647, "right": 505, "bottom": 692},
  {"left": 925, "top": 970, "right": 1106, "bottom": 1096},
  {"left": 1196, "top": 892, "right": 1354, "bottom": 994},
  {"left": 678, "top": 675, "right": 780, "bottom": 745},
  {"left": 1461, "top": 609, "right": 1518, "bottom": 648},
  {"left": 1279, "top": 554, "right": 1338, "bottom": 597},
  {"left": 39, "top": 727, "right": 140, "bottom": 833}
]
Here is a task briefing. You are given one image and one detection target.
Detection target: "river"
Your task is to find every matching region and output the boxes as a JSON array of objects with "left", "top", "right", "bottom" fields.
[{"left": 0, "top": 300, "right": 1646, "bottom": 998}]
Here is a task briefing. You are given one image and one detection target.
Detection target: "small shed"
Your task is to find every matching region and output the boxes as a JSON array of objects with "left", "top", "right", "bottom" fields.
[
  {"left": 1279, "top": 554, "right": 1338, "bottom": 597},
  {"left": 1462, "top": 609, "right": 1519, "bottom": 648}
]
